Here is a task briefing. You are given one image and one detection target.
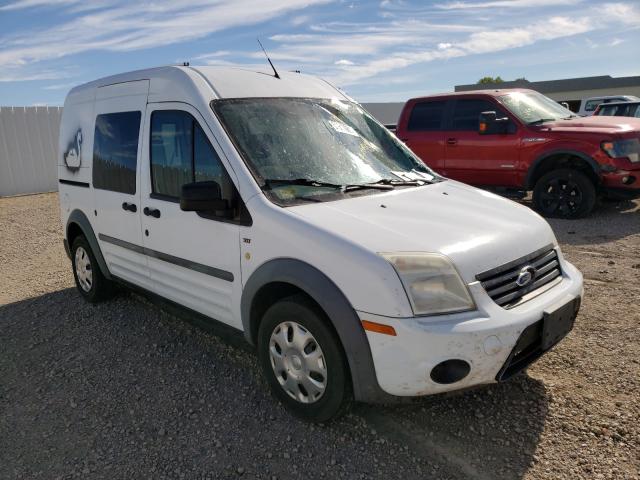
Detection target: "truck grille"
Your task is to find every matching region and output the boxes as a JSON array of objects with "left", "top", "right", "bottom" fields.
[{"left": 477, "top": 245, "right": 562, "bottom": 309}]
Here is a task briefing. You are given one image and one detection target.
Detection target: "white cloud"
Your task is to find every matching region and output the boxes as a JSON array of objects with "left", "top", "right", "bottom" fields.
[
  {"left": 42, "top": 82, "right": 78, "bottom": 90},
  {"left": 0, "top": 0, "right": 333, "bottom": 69},
  {"left": 1, "top": 0, "right": 638, "bottom": 96},
  {"left": 0, "top": 69, "right": 72, "bottom": 82},
  {"left": 290, "top": 14, "right": 311, "bottom": 26},
  {"left": 457, "top": 16, "right": 592, "bottom": 55},
  {"left": 609, "top": 38, "right": 624, "bottom": 46},
  {"left": 319, "top": 11, "right": 615, "bottom": 86},
  {"left": 0, "top": 0, "right": 81, "bottom": 11},
  {"left": 596, "top": 2, "right": 640, "bottom": 25},
  {"left": 194, "top": 50, "right": 232, "bottom": 61},
  {"left": 202, "top": 1, "right": 639, "bottom": 89},
  {"left": 436, "top": 0, "right": 582, "bottom": 9}
]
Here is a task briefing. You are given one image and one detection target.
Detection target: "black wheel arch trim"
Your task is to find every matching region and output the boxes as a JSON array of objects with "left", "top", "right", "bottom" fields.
[
  {"left": 241, "top": 258, "right": 396, "bottom": 403},
  {"left": 525, "top": 150, "right": 600, "bottom": 189},
  {"left": 66, "top": 209, "right": 112, "bottom": 280}
]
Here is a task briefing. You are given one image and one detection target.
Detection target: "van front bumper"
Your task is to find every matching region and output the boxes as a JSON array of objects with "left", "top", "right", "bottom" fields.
[{"left": 359, "top": 259, "right": 583, "bottom": 397}]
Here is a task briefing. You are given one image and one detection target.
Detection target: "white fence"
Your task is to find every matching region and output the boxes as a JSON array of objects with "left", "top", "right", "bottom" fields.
[{"left": 0, "top": 106, "right": 62, "bottom": 197}]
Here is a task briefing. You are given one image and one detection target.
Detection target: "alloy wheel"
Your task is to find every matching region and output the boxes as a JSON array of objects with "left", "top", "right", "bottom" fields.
[{"left": 538, "top": 177, "right": 584, "bottom": 217}]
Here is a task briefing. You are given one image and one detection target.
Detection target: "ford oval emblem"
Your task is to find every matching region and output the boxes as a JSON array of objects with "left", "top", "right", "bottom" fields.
[{"left": 516, "top": 266, "right": 536, "bottom": 287}]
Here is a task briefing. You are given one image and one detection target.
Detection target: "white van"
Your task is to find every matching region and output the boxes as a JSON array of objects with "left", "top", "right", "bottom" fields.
[
  {"left": 577, "top": 95, "right": 640, "bottom": 116},
  {"left": 58, "top": 66, "right": 583, "bottom": 421}
]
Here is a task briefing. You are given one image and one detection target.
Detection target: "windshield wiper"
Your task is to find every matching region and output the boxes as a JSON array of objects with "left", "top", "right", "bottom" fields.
[
  {"left": 262, "top": 178, "right": 344, "bottom": 190},
  {"left": 371, "top": 177, "right": 429, "bottom": 186},
  {"left": 263, "top": 177, "right": 397, "bottom": 194},
  {"left": 528, "top": 118, "right": 556, "bottom": 125},
  {"left": 342, "top": 182, "right": 395, "bottom": 192}
]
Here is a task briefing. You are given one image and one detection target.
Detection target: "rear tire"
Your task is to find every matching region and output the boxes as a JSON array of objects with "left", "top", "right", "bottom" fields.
[
  {"left": 70, "top": 235, "right": 116, "bottom": 303},
  {"left": 533, "top": 168, "right": 596, "bottom": 218},
  {"left": 257, "top": 294, "right": 352, "bottom": 422}
]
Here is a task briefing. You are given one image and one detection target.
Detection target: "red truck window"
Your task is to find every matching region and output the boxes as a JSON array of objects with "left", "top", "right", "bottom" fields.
[
  {"left": 408, "top": 101, "right": 446, "bottom": 131},
  {"left": 451, "top": 99, "right": 498, "bottom": 131}
]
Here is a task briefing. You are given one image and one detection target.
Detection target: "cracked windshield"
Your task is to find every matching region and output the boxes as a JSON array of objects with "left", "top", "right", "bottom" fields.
[{"left": 213, "top": 97, "right": 437, "bottom": 204}]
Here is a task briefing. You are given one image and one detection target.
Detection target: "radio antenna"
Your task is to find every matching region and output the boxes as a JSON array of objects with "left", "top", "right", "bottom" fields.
[{"left": 257, "top": 38, "right": 280, "bottom": 79}]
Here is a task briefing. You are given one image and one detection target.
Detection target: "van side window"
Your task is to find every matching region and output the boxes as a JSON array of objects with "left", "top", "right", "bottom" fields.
[
  {"left": 150, "top": 110, "right": 232, "bottom": 200},
  {"left": 451, "top": 99, "right": 501, "bottom": 131},
  {"left": 408, "top": 101, "right": 446, "bottom": 131},
  {"left": 194, "top": 124, "right": 225, "bottom": 185},
  {"left": 584, "top": 99, "right": 601, "bottom": 112},
  {"left": 93, "top": 111, "right": 141, "bottom": 194}
]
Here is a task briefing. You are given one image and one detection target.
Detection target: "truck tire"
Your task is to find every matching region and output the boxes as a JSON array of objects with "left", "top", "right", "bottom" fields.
[
  {"left": 533, "top": 168, "right": 596, "bottom": 219},
  {"left": 71, "top": 235, "right": 116, "bottom": 302},
  {"left": 257, "top": 294, "right": 352, "bottom": 422}
]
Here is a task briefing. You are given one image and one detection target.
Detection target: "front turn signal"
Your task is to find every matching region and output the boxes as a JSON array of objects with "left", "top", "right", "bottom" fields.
[{"left": 361, "top": 320, "right": 397, "bottom": 336}]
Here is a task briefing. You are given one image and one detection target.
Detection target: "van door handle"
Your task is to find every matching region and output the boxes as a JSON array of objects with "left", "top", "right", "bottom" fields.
[
  {"left": 143, "top": 207, "right": 161, "bottom": 218},
  {"left": 121, "top": 202, "right": 137, "bottom": 213},
  {"left": 446, "top": 138, "right": 458, "bottom": 145}
]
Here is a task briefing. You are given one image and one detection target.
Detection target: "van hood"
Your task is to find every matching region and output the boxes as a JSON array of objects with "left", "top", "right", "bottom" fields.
[
  {"left": 288, "top": 181, "right": 557, "bottom": 283},
  {"left": 535, "top": 115, "right": 640, "bottom": 136}
]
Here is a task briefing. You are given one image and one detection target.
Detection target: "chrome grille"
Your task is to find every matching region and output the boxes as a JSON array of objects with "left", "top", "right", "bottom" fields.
[{"left": 477, "top": 246, "right": 562, "bottom": 309}]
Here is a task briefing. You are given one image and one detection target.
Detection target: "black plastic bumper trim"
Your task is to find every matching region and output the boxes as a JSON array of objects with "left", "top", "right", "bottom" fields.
[
  {"left": 98, "top": 233, "right": 234, "bottom": 282},
  {"left": 59, "top": 179, "right": 90, "bottom": 188},
  {"left": 496, "top": 296, "right": 580, "bottom": 382}
]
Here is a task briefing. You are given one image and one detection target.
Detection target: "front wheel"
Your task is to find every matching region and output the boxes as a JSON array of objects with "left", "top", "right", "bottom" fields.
[
  {"left": 257, "top": 294, "right": 352, "bottom": 422},
  {"left": 533, "top": 168, "right": 596, "bottom": 219}
]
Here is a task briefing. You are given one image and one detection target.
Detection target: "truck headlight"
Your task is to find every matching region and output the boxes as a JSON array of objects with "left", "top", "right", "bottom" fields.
[
  {"left": 601, "top": 139, "right": 640, "bottom": 163},
  {"left": 382, "top": 253, "right": 475, "bottom": 316}
]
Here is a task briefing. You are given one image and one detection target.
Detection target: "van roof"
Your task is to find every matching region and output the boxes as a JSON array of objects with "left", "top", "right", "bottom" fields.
[{"left": 68, "top": 65, "right": 348, "bottom": 101}]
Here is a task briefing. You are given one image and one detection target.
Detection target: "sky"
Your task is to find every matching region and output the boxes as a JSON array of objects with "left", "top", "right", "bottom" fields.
[{"left": 0, "top": 0, "right": 639, "bottom": 106}]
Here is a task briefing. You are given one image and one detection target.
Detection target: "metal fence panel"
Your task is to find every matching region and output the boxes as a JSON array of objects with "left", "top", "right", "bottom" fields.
[{"left": 0, "top": 106, "right": 62, "bottom": 196}]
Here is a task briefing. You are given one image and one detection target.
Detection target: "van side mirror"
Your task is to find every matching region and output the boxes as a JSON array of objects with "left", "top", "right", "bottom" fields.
[
  {"left": 180, "top": 181, "right": 229, "bottom": 214},
  {"left": 479, "top": 111, "right": 511, "bottom": 135}
]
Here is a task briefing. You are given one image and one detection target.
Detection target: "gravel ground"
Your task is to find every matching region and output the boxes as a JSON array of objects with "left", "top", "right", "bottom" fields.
[{"left": 1, "top": 192, "right": 638, "bottom": 480}]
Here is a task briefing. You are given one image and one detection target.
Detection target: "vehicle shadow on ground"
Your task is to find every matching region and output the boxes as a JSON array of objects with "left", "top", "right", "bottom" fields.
[
  {"left": 354, "top": 375, "right": 548, "bottom": 480},
  {"left": 1, "top": 287, "right": 548, "bottom": 479},
  {"left": 519, "top": 198, "right": 639, "bottom": 246}
]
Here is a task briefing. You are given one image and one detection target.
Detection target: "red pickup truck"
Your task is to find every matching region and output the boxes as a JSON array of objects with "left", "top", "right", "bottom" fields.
[{"left": 396, "top": 89, "right": 640, "bottom": 218}]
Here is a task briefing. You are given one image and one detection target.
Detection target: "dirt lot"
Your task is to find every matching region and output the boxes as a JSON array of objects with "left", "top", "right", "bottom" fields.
[{"left": 1, "top": 192, "right": 639, "bottom": 480}]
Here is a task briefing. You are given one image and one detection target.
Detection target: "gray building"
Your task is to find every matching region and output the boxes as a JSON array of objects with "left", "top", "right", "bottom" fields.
[{"left": 361, "top": 102, "right": 406, "bottom": 126}]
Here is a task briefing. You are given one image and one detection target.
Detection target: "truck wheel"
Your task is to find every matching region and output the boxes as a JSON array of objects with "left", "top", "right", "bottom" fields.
[
  {"left": 533, "top": 169, "right": 596, "bottom": 218},
  {"left": 257, "top": 294, "right": 352, "bottom": 422},
  {"left": 70, "top": 235, "right": 116, "bottom": 303}
]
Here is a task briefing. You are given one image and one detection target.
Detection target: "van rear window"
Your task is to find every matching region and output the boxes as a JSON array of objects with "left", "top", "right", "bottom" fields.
[
  {"left": 92, "top": 111, "right": 141, "bottom": 194},
  {"left": 407, "top": 101, "right": 446, "bottom": 131}
]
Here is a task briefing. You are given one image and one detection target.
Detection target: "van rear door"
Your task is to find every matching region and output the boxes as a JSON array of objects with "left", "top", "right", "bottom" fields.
[{"left": 92, "top": 80, "right": 152, "bottom": 290}]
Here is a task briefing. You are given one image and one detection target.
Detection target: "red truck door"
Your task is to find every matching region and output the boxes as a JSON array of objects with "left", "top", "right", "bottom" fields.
[
  {"left": 398, "top": 99, "right": 448, "bottom": 174},
  {"left": 443, "top": 98, "right": 519, "bottom": 186}
]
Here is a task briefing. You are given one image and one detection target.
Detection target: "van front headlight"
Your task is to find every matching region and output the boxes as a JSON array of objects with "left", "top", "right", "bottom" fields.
[{"left": 381, "top": 253, "right": 475, "bottom": 316}]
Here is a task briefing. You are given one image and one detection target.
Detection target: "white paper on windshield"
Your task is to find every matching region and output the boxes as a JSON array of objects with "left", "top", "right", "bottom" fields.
[
  {"left": 390, "top": 170, "right": 434, "bottom": 182},
  {"left": 328, "top": 120, "right": 359, "bottom": 137}
]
